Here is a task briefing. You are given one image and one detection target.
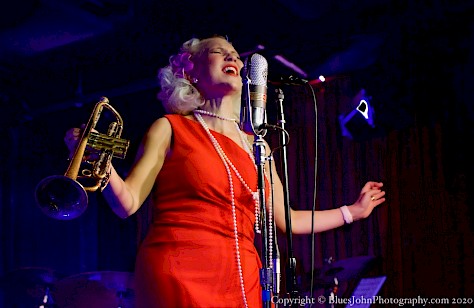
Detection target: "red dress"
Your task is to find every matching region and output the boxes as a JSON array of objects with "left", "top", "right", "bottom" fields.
[{"left": 134, "top": 114, "right": 263, "bottom": 307}]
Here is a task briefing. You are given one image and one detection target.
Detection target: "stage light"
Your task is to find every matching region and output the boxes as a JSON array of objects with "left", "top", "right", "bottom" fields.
[
  {"left": 339, "top": 90, "right": 375, "bottom": 141},
  {"left": 356, "top": 99, "right": 374, "bottom": 126}
]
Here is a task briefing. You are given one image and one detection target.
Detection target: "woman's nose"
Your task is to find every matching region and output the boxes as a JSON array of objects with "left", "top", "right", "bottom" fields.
[{"left": 225, "top": 53, "right": 238, "bottom": 62}]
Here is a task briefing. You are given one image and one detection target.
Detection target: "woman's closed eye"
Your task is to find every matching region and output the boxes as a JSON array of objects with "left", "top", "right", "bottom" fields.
[{"left": 210, "top": 48, "right": 240, "bottom": 59}]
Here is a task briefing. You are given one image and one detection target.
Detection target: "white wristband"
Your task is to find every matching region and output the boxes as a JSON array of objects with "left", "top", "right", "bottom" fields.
[{"left": 340, "top": 205, "right": 353, "bottom": 224}]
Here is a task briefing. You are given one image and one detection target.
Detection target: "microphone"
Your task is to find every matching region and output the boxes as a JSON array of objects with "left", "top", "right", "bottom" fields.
[{"left": 240, "top": 53, "right": 268, "bottom": 136}]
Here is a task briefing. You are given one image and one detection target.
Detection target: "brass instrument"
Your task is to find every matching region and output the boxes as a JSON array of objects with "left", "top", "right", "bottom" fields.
[{"left": 35, "top": 97, "right": 130, "bottom": 220}]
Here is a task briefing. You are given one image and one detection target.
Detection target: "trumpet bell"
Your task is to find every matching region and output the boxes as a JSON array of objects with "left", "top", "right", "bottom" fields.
[{"left": 35, "top": 175, "right": 88, "bottom": 220}]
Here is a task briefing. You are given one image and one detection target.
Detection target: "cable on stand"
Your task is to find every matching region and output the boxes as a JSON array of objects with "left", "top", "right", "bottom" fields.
[{"left": 274, "top": 88, "right": 299, "bottom": 303}]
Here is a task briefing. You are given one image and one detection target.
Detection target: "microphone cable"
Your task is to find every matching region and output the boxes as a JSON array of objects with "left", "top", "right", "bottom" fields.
[{"left": 304, "top": 82, "right": 318, "bottom": 306}]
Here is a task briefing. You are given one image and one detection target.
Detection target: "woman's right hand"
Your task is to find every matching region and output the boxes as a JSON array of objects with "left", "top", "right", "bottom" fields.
[
  {"left": 64, "top": 126, "right": 83, "bottom": 159},
  {"left": 64, "top": 124, "right": 101, "bottom": 161}
]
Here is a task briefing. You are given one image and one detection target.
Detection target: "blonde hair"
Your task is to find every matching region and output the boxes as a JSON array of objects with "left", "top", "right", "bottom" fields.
[{"left": 156, "top": 38, "right": 209, "bottom": 114}]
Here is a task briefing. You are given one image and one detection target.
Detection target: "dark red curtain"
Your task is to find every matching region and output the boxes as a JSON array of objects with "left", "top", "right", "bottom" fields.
[{"left": 268, "top": 75, "right": 474, "bottom": 301}]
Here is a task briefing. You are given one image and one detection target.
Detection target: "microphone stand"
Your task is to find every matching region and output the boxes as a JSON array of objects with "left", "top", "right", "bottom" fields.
[
  {"left": 253, "top": 132, "right": 272, "bottom": 308},
  {"left": 241, "top": 72, "right": 272, "bottom": 308},
  {"left": 275, "top": 88, "right": 299, "bottom": 300}
]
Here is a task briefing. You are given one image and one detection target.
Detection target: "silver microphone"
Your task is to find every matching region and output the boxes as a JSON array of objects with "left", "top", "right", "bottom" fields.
[{"left": 240, "top": 53, "right": 268, "bottom": 136}]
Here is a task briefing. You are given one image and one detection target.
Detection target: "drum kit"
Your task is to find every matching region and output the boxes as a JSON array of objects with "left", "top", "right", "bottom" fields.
[
  {"left": 1, "top": 268, "right": 135, "bottom": 307},
  {"left": 1, "top": 256, "right": 376, "bottom": 307}
]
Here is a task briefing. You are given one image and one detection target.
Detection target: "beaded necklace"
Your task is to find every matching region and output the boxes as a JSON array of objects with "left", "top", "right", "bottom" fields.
[
  {"left": 193, "top": 109, "right": 237, "bottom": 122},
  {"left": 193, "top": 109, "right": 261, "bottom": 233},
  {"left": 194, "top": 110, "right": 270, "bottom": 308}
]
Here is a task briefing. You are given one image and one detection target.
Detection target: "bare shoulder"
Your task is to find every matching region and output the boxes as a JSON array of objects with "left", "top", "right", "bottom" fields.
[
  {"left": 142, "top": 117, "right": 172, "bottom": 149},
  {"left": 147, "top": 117, "right": 172, "bottom": 136}
]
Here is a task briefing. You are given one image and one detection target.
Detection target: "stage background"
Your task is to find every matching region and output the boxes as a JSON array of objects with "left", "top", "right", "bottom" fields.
[{"left": 1, "top": 1, "right": 473, "bottom": 306}]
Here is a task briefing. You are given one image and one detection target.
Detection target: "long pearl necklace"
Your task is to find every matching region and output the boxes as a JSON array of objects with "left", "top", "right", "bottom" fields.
[
  {"left": 194, "top": 110, "right": 261, "bottom": 232},
  {"left": 193, "top": 109, "right": 237, "bottom": 122},
  {"left": 194, "top": 110, "right": 261, "bottom": 308}
]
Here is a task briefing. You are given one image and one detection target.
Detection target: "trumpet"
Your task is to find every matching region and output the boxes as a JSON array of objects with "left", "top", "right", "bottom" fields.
[{"left": 35, "top": 97, "right": 130, "bottom": 220}]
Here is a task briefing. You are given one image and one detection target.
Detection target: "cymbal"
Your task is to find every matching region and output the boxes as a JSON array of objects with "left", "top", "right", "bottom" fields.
[
  {"left": 311, "top": 256, "right": 376, "bottom": 286},
  {"left": 2, "top": 267, "right": 64, "bottom": 306},
  {"left": 53, "top": 271, "right": 135, "bottom": 308}
]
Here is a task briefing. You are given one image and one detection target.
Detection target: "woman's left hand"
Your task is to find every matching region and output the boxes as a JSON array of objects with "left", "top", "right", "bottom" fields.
[{"left": 350, "top": 181, "right": 386, "bottom": 221}]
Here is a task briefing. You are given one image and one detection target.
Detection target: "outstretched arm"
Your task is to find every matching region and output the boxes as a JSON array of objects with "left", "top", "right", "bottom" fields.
[
  {"left": 289, "top": 181, "right": 385, "bottom": 234},
  {"left": 267, "top": 153, "right": 386, "bottom": 234}
]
